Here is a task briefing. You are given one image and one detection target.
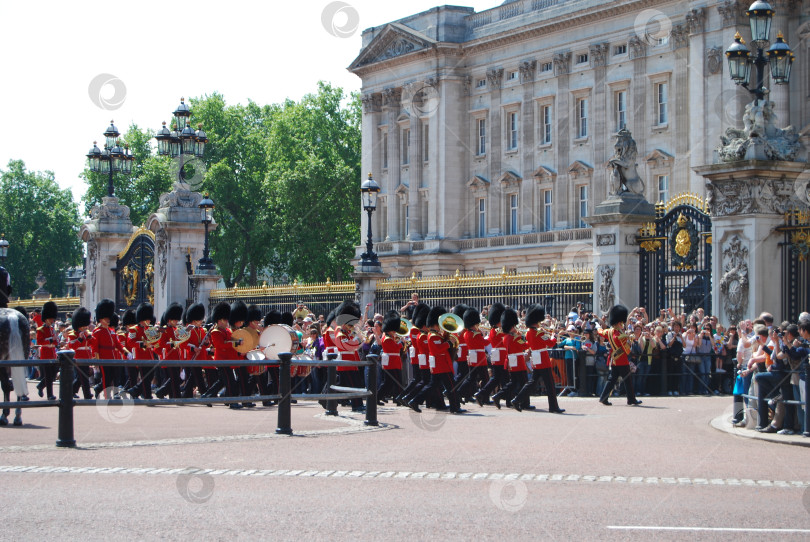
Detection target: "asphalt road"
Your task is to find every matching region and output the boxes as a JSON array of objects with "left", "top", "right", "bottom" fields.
[{"left": 2, "top": 395, "right": 809, "bottom": 541}]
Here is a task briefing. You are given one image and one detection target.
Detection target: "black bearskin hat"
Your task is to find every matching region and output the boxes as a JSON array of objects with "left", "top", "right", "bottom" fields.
[
  {"left": 608, "top": 304, "right": 629, "bottom": 326},
  {"left": 110, "top": 312, "right": 120, "bottom": 328},
  {"left": 166, "top": 302, "right": 184, "bottom": 322},
  {"left": 246, "top": 305, "right": 262, "bottom": 324},
  {"left": 229, "top": 301, "right": 248, "bottom": 327},
  {"left": 488, "top": 302, "right": 506, "bottom": 328},
  {"left": 42, "top": 301, "right": 58, "bottom": 321},
  {"left": 463, "top": 308, "right": 481, "bottom": 329},
  {"left": 281, "top": 312, "right": 294, "bottom": 327},
  {"left": 122, "top": 309, "right": 136, "bottom": 327},
  {"left": 501, "top": 308, "right": 519, "bottom": 333},
  {"left": 334, "top": 300, "right": 361, "bottom": 327},
  {"left": 159, "top": 311, "right": 167, "bottom": 327},
  {"left": 382, "top": 310, "right": 401, "bottom": 333},
  {"left": 95, "top": 299, "right": 116, "bottom": 322},
  {"left": 211, "top": 301, "right": 230, "bottom": 324},
  {"left": 525, "top": 304, "right": 546, "bottom": 328},
  {"left": 427, "top": 306, "right": 447, "bottom": 328},
  {"left": 412, "top": 303, "right": 430, "bottom": 329},
  {"left": 452, "top": 303, "right": 471, "bottom": 318},
  {"left": 72, "top": 307, "right": 91, "bottom": 329},
  {"left": 183, "top": 303, "right": 205, "bottom": 325},
  {"left": 264, "top": 309, "right": 282, "bottom": 327},
  {"left": 135, "top": 303, "right": 154, "bottom": 324}
]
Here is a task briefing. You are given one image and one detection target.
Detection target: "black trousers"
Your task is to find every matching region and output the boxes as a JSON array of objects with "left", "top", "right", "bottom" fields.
[
  {"left": 379, "top": 367, "right": 403, "bottom": 400},
  {"left": 182, "top": 367, "right": 207, "bottom": 398},
  {"left": 398, "top": 364, "right": 422, "bottom": 399},
  {"left": 0, "top": 367, "right": 10, "bottom": 417},
  {"left": 479, "top": 364, "right": 507, "bottom": 399},
  {"left": 72, "top": 365, "right": 94, "bottom": 399},
  {"left": 454, "top": 361, "right": 471, "bottom": 397},
  {"left": 600, "top": 365, "right": 637, "bottom": 403},
  {"left": 413, "top": 372, "right": 459, "bottom": 411},
  {"left": 515, "top": 368, "right": 560, "bottom": 410},
  {"left": 37, "top": 364, "right": 56, "bottom": 397},
  {"left": 494, "top": 370, "right": 528, "bottom": 404},
  {"left": 338, "top": 370, "right": 364, "bottom": 409}
]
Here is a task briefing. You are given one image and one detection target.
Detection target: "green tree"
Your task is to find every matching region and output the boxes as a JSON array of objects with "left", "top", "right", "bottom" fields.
[
  {"left": 266, "top": 82, "right": 361, "bottom": 282},
  {"left": 82, "top": 124, "right": 173, "bottom": 227},
  {"left": 190, "top": 93, "right": 278, "bottom": 286},
  {"left": 0, "top": 160, "right": 82, "bottom": 297}
]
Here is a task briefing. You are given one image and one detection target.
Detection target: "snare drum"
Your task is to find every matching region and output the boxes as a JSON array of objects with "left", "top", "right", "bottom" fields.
[{"left": 246, "top": 349, "right": 267, "bottom": 375}]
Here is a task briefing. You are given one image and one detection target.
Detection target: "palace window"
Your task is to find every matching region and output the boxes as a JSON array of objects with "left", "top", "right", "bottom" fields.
[
  {"left": 576, "top": 98, "right": 588, "bottom": 138},
  {"left": 509, "top": 193, "right": 518, "bottom": 235},
  {"left": 578, "top": 185, "right": 588, "bottom": 228},
  {"left": 477, "top": 118, "right": 486, "bottom": 155},
  {"left": 477, "top": 198, "right": 486, "bottom": 238},
  {"left": 656, "top": 83, "right": 668, "bottom": 125},
  {"left": 507, "top": 111, "right": 518, "bottom": 150},
  {"left": 543, "top": 189, "right": 552, "bottom": 231},
  {"left": 577, "top": 53, "right": 588, "bottom": 64},
  {"left": 382, "top": 132, "right": 388, "bottom": 169},
  {"left": 614, "top": 44, "right": 627, "bottom": 55},
  {"left": 508, "top": 70, "right": 518, "bottom": 81},
  {"left": 404, "top": 204, "right": 409, "bottom": 238},
  {"left": 615, "top": 91, "right": 627, "bottom": 132},
  {"left": 476, "top": 78, "right": 486, "bottom": 88},
  {"left": 541, "top": 105, "right": 552, "bottom": 145},
  {"left": 541, "top": 62, "right": 552, "bottom": 73},
  {"left": 657, "top": 174, "right": 669, "bottom": 203},
  {"left": 401, "top": 128, "right": 410, "bottom": 165}
]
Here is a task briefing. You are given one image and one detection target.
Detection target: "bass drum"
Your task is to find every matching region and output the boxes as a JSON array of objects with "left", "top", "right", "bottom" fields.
[{"left": 259, "top": 324, "right": 299, "bottom": 361}]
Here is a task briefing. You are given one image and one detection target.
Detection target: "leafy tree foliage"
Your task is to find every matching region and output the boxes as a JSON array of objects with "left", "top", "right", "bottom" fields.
[{"left": 0, "top": 160, "right": 82, "bottom": 296}]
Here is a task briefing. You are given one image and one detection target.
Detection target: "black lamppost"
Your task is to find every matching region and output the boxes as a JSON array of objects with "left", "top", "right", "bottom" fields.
[
  {"left": 725, "top": 1, "right": 794, "bottom": 101},
  {"left": 154, "top": 98, "right": 208, "bottom": 184},
  {"left": 198, "top": 194, "right": 215, "bottom": 273},
  {"left": 0, "top": 233, "right": 8, "bottom": 266},
  {"left": 85, "top": 120, "right": 134, "bottom": 197},
  {"left": 359, "top": 173, "right": 381, "bottom": 270}
]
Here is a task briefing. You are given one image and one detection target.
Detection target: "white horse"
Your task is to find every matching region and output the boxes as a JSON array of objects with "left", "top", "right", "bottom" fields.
[{"left": 0, "top": 267, "right": 28, "bottom": 427}]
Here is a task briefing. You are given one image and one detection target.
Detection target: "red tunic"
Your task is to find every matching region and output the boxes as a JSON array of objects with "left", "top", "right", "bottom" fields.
[
  {"left": 159, "top": 325, "right": 184, "bottom": 361},
  {"left": 416, "top": 331, "right": 430, "bottom": 369},
  {"left": 183, "top": 325, "right": 211, "bottom": 364},
  {"left": 127, "top": 325, "right": 156, "bottom": 361},
  {"left": 36, "top": 325, "right": 58, "bottom": 360},
  {"left": 380, "top": 335, "right": 402, "bottom": 370},
  {"left": 455, "top": 331, "right": 467, "bottom": 363},
  {"left": 599, "top": 327, "right": 632, "bottom": 367},
  {"left": 91, "top": 326, "right": 127, "bottom": 361},
  {"left": 68, "top": 330, "right": 95, "bottom": 360},
  {"left": 503, "top": 332, "right": 528, "bottom": 372},
  {"left": 488, "top": 329, "right": 507, "bottom": 368},
  {"left": 526, "top": 328, "right": 556, "bottom": 369},
  {"left": 408, "top": 327, "right": 421, "bottom": 365},
  {"left": 335, "top": 328, "right": 360, "bottom": 371},
  {"left": 427, "top": 331, "right": 452, "bottom": 374},
  {"left": 323, "top": 328, "right": 337, "bottom": 357},
  {"left": 210, "top": 327, "right": 238, "bottom": 364},
  {"left": 463, "top": 329, "right": 489, "bottom": 367}
]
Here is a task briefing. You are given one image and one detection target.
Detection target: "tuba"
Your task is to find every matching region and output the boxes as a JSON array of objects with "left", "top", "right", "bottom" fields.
[
  {"left": 439, "top": 313, "right": 463, "bottom": 349},
  {"left": 397, "top": 317, "right": 412, "bottom": 337}
]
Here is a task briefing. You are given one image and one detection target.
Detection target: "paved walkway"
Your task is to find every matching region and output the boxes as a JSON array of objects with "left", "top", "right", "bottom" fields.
[{"left": 2, "top": 396, "right": 809, "bottom": 540}]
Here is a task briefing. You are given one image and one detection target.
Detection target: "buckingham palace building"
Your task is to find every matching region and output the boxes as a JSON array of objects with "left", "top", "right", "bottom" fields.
[{"left": 349, "top": 0, "right": 810, "bottom": 278}]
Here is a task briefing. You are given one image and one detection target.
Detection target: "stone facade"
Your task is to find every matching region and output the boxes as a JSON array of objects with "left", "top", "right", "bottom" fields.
[{"left": 348, "top": 0, "right": 810, "bottom": 278}]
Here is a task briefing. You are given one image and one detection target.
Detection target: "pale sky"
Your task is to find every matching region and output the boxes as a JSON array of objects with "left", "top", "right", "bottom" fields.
[{"left": 0, "top": 0, "right": 494, "bottom": 208}]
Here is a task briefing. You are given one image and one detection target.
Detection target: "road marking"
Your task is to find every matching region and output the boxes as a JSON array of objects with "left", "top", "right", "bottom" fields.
[
  {"left": 607, "top": 526, "right": 810, "bottom": 533},
  {"left": 0, "top": 465, "right": 807, "bottom": 489}
]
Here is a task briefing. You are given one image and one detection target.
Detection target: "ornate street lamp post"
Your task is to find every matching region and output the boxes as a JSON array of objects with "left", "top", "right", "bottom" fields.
[
  {"left": 155, "top": 98, "right": 208, "bottom": 185},
  {"left": 725, "top": 1, "right": 794, "bottom": 100},
  {"left": 359, "top": 173, "right": 381, "bottom": 270},
  {"left": 198, "top": 194, "right": 215, "bottom": 273},
  {"left": 85, "top": 120, "right": 134, "bottom": 197}
]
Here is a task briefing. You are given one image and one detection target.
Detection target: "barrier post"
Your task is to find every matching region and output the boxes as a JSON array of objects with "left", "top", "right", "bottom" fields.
[
  {"left": 55, "top": 351, "right": 76, "bottom": 448},
  {"left": 800, "top": 360, "right": 810, "bottom": 437},
  {"left": 276, "top": 352, "right": 293, "bottom": 435},
  {"left": 365, "top": 354, "right": 379, "bottom": 426},
  {"left": 325, "top": 354, "right": 338, "bottom": 416}
]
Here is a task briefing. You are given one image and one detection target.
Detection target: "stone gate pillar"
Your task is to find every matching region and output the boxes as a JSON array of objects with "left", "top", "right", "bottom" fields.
[
  {"left": 147, "top": 185, "right": 220, "bottom": 315},
  {"left": 695, "top": 160, "right": 810, "bottom": 323},
  {"left": 586, "top": 193, "right": 655, "bottom": 315},
  {"left": 78, "top": 197, "right": 134, "bottom": 311},
  {"left": 353, "top": 269, "right": 388, "bottom": 314}
]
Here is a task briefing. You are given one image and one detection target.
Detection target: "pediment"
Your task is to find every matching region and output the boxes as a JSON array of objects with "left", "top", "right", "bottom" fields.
[
  {"left": 532, "top": 165, "right": 557, "bottom": 182},
  {"left": 496, "top": 170, "right": 522, "bottom": 188},
  {"left": 644, "top": 148, "right": 674, "bottom": 168},
  {"left": 467, "top": 175, "right": 490, "bottom": 191},
  {"left": 349, "top": 23, "right": 437, "bottom": 71},
  {"left": 568, "top": 160, "right": 593, "bottom": 179}
]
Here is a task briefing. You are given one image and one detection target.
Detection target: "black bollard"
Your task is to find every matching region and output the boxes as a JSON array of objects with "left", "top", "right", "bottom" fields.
[
  {"left": 55, "top": 351, "right": 76, "bottom": 448},
  {"left": 276, "top": 352, "right": 293, "bottom": 435},
  {"left": 325, "top": 354, "right": 338, "bottom": 416},
  {"left": 802, "top": 361, "right": 810, "bottom": 437},
  {"left": 365, "top": 354, "right": 379, "bottom": 426}
]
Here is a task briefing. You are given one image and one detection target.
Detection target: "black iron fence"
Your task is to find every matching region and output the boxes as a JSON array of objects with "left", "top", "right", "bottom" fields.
[{"left": 778, "top": 210, "right": 810, "bottom": 323}]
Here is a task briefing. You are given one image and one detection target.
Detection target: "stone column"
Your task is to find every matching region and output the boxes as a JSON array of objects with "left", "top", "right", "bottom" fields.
[
  {"left": 586, "top": 194, "right": 656, "bottom": 312},
  {"left": 671, "top": 23, "right": 691, "bottom": 195},
  {"left": 519, "top": 61, "right": 536, "bottom": 231},
  {"left": 686, "top": 9, "right": 706, "bottom": 192},
  {"left": 487, "top": 68, "right": 504, "bottom": 235},
  {"left": 695, "top": 160, "right": 809, "bottom": 323},
  {"left": 384, "top": 88, "right": 401, "bottom": 242},
  {"left": 353, "top": 269, "right": 389, "bottom": 311},
  {"left": 146, "top": 185, "right": 213, "bottom": 315},
  {"left": 79, "top": 197, "right": 134, "bottom": 311},
  {"left": 553, "top": 53, "right": 571, "bottom": 228},
  {"left": 361, "top": 92, "right": 382, "bottom": 247}
]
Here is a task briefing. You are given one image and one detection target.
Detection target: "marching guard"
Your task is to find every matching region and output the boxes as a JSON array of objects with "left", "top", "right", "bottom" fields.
[
  {"left": 125, "top": 303, "right": 156, "bottom": 399},
  {"left": 514, "top": 304, "right": 564, "bottom": 413},
  {"left": 92, "top": 299, "right": 128, "bottom": 398},
  {"left": 68, "top": 307, "right": 95, "bottom": 400},
  {"left": 35, "top": 301, "right": 59, "bottom": 400},
  {"left": 598, "top": 304, "right": 642, "bottom": 406}
]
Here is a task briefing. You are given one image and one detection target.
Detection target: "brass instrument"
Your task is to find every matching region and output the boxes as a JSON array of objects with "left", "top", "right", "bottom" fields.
[
  {"left": 143, "top": 325, "right": 162, "bottom": 347},
  {"left": 170, "top": 326, "right": 192, "bottom": 348},
  {"left": 397, "top": 317, "right": 412, "bottom": 337},
  {"left": 439, "top": 312, "right": 463, "bottom": 350},
  {"left": 479, "top": 319, "right": 492, "bottom": 333}
]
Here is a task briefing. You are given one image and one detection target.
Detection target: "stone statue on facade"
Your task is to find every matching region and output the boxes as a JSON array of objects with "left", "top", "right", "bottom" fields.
[
  {"left": 608, "top": 129, "right": 645, "bottom": 196},
  {"left": 717, "top": 98, "right": 800, "bottom": 162}
]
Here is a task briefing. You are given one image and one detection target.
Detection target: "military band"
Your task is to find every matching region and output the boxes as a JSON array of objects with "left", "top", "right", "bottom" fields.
[{"left": 21, "top": 295, "right": 646, "bottom": 418}]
